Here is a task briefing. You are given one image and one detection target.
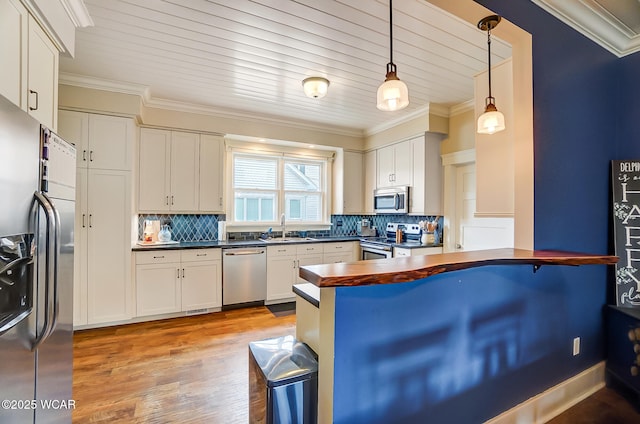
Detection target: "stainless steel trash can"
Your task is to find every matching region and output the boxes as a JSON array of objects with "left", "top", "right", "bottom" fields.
[{"left": 249, "top": 335, "right": 318, "bottom": 424}]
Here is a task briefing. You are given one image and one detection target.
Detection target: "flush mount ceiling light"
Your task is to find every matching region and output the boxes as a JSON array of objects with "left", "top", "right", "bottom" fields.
[
  {"left": 477, "top": 15, "right": 506, "bottom": 135},
  {"left": 302, "top": 77, "right": 330, "bottom": 99},
  {"left": 376, "top": 0, "right": 409, "bottom": 112}
]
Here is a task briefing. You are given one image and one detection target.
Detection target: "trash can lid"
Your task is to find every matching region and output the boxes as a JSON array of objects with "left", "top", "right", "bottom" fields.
[{"left": 249, "top": 335, "right": 318, "bottom": 387}]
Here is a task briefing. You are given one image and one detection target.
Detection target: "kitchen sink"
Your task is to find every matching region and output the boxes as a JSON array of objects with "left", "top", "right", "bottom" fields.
[{"left": 259, "top": 237, "right": 317, "bottom": 243}]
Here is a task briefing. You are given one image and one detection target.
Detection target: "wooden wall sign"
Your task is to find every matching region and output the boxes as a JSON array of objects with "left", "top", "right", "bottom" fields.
[{"left": 612, "top": 160, "right": 640, "bottom": 306}]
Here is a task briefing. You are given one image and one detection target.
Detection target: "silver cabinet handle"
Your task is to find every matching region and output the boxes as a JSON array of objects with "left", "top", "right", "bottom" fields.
[
  {"left": 196, "top": 253, "right": 207, "bottom": 257},
  {"left": 82, "top": 150, "right": 87, "bottom": 162},
  {"left": 171, "top": 195, "right": 174, "bottom": 205},
  {"left": 177, "top": 268, "right": 180, "bottom": 278},
  {"left": 89, "top": 150, "right": 94, "bottom": 162},
  {"left": 82, "top": 214, "right": 86, "bottom": 228},
  {"left": 219, "top": 197, "right": 222, "bottom": 207},
  {"left": 153, "top": 255, "right": 165, "bottom": 259},
  {"left": 88, "top": 214, "right": 93, "bottom": 228},
  {"left": 182, "top": 268, "right": 185, "bottom": 278},
  {"left": 28, "top": 90, "right": 38, "bottom": 111}
]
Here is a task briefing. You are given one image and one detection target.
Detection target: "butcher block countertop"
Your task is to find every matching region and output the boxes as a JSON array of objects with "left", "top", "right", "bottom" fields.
[{"left": 299, "top": 248, "right": 618, "bottom": 288}]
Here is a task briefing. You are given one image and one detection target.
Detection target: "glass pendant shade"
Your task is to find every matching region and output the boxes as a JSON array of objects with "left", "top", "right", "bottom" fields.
[
  {"left": 477, "top": 101, "right": 505, "bottom": 134},
  {"left": 302, "top": 77, "right": 329, "bottom": 99},
  {"left": 376, "top": 69, "right": 409, "bottom": 111}
]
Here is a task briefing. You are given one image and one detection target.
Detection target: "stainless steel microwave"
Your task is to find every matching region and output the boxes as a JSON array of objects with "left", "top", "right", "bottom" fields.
[{"left": 374, "top": 186, "right": 409, "bottom": 214}]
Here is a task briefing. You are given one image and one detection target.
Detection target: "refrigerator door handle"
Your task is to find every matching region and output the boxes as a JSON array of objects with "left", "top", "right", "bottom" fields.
[{"left": 29, "top": 191, "right": 60, "bottom": 351}]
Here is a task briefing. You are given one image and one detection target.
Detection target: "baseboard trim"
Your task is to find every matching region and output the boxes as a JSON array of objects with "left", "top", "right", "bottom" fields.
[{"left": 486, "top": 362, "right": 605, "bottom": 424}]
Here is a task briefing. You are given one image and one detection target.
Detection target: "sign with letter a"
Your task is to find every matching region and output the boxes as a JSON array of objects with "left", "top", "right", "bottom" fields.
[{"left": 612, "top": 160, "right": 640, "bottom": 306}]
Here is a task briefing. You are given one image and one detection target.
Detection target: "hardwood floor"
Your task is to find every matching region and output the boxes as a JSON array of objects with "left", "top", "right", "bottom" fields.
[
  {"left": 72, "top": 307, "right": 295, "bottom": 423},
  {"left": 73, "top": 306, "right": 640, "bottom": 423}
]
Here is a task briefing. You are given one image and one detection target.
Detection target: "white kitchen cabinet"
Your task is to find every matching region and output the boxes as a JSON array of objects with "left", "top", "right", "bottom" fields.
[
  {"left": 334, "top": 150, "right": 363, "bottom": 214},
  {"left": 181, "top": 249, "right": 222, "bottom": 311},
  {"left": 135, "top": 249, "right": 222, "bottom": 317},
  {"left": 474, "top": 58, "right": 514, "bottom": 217},
  {"left": 296, "top": 244, "right": 324, "bottom": 284},
  {"left": 377, "top": 140, "right": 412, "bottom": 188},
  {"left": 0, "top": 3, "right": 59, "bottom": 130},
  {"left": 75, "top": 168, "right": 133, "bottom": 325},
  {"left": 410, "top": 133, "right": 445, "bottom": 215},
  {"left": 322, "top": 241, "right": 358, "bottom": 263},
  {"left": 135, "top": 251, "right": 182, "bottom": 317},
  {"left": 138, "top": 128, "right": 200, "bottom": 212},
  {"left": 57, "top": 110, "right": 135, "bottom": 170},
  {"left": 266, "top": 245, "right": 297, "bottom": 302},
  {"left": 394, "top": 246, "right": 443, "bottom": 257},
  {"left": 199, "top": 134, "right": 224, "bottom": 213},
  {"left": 0, "top": 0, "right": 28, "bottom": 109},
  {"left": 27, "top": 14, "right": 58, "bottom": 130},
  {"left": 364, "top": 150, "right": 376, "bottom": 213}
]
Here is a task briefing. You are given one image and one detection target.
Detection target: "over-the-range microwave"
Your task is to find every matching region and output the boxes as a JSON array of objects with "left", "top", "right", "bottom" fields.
[{"left": 374, "top": 186, "right": 409, "bottom": 214}]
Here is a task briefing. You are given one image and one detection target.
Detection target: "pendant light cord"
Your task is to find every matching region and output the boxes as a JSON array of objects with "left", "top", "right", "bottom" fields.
[
  {"left": 487, "top": 25, "right": 492, "bottom": 100},
  {"left": 389, "top": 0, "right": 394, "bottom": 65}
]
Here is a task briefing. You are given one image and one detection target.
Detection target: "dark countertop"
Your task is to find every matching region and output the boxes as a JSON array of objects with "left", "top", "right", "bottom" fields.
[
  {"left": 299, "top": 248, "right": 618, "bottom": 287},
  {"left": 293, "top": 283, "right": 320, "bottom": 308},
  {"left": 131, "top": 236, "right": 361, "bottom": 251},
  {"left": 392, "top": 241, "right": 443, "bottom": 249}
]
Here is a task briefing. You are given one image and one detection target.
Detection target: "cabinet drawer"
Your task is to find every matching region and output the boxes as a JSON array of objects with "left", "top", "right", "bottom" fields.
[
  {"left": 136, "top": 250, "right": 181, "bottom": 265},
  {"left": 181, "top": 248, "right": 221, "bottom": 262},
  {"left": 267, "top": 245, "right": 297, "bottom": 257},
  {"left": 323, "top": 242, "right": 353, "bottom": 253},
  {"left": 296, "top": 244, "right": 322, "bottom": 255}
]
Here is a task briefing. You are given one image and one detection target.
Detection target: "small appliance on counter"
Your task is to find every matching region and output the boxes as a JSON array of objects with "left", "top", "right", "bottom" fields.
[
  {"left": 358, "top": 219, "right": 376, "bottom": 237},
  {"left": 143, "top": 219, "right": 161, "bottom": 242}
]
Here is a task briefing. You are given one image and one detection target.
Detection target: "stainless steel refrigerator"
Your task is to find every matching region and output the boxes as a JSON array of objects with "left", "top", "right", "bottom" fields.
[{"left": 0, "top": 94, "right": 75, "bottom": 423}]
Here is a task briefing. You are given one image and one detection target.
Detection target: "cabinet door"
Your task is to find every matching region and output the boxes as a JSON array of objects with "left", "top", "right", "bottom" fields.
[
  {"left": 73, "top": 169, "right": 88, "bottom": 326},
  {"left": 57, "top": 110, "right": 89, "bottom": 168},
  {"left": 266, "top": 255, "right": 296, "bottom": 301},
  {"left": 343, "top": 151, "right": 363, "bottom": 214},
  {"left": 27, "top": 15, "right": 58, "bottom": 130},
  {"left": 136, "top": 264, "right": 181, "bottom": 317},
  {"left": 296, "top": 253, "right": 324, "bottom": 283},
  {"left": 88, "top": 114, "right": 134, "bottom": 170},
  {"left": 139, "top": 128, "right": 171, "bottom": 211},
  {"left": 364, "top": 150, "right": 376, "bottom": 213},
  {"left": 199, "top": 134, "right": 224, "bottom": 212},
  {"left": 377, "top": 145, "right": 395, "bottom": 188},
  {"left": 182, "top": 261, "right": 221, "bottom": 311},
  {"left": 0, "top": 0, "right": 27, "bottom": 108},
  {"left": 393, "top": 140, "right": 413, "bottom": 186},
  {"left": 170, "top": 131, "right": 199, "bottom": 211},
  {"left": 86, "top": 170, "right": 132, "bottom": 324}
]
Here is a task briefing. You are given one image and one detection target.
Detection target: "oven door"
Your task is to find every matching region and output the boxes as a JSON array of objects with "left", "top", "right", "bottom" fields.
[{"left": 360, "top": 243, "right": 393, "bottom": 260}]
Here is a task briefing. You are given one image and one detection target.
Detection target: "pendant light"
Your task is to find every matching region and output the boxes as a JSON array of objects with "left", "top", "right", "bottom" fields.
[
  {"left": 477, "top": 15, "right": 505, "bottom": 135},
  {"left": 377, "top": 0, "right": 409, "bottom": 111}
]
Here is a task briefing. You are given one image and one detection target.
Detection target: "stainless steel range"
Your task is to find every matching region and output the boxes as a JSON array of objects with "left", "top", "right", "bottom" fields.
[{"left": 359, "top": 222, "right": 422, "bottom": 260}]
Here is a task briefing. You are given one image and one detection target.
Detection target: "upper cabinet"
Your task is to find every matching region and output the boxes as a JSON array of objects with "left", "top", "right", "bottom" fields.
[
  {"left": 474, "top": 58, "right": 514, "bottom": 217},
  {"left": 333, "top": 150, "right": 364, "bottom": 215},
  {"left": 363, "top": 150, "right": 376, "bottom": 214},
  {"left": 411, "top": 133, "right": 445, "bottom": 216},
  {"left": 58, "top": 110, "right": 135, "bottom": 170},
  {"left": 377, "top": 140, "right": 412, "bottom": 188},
  {"left": 138, "top": 128, "right": 224, "bottom": 213},
  {"left": 0, "top": 0, "right": 59, "bottom": 129}
]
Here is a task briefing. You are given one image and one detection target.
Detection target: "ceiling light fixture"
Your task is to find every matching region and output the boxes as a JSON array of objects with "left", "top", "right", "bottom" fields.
[
  {"left": 302, "top": 77, "right": 330, "bottom": 99},
  {"left": 477, "top": 15, "right": 505, "bottom": 135},
  {"left": 376, "top": 0, "right": 409, "bottom": 111}
]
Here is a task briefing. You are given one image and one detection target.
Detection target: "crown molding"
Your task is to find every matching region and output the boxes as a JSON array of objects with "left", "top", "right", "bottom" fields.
[
  {"left": 365, "top": 103, "right": 452, "bottom": 137},
  {"left": 60, "top": 0, "right": 94, "bottom": 28},
  {"left": 532, "top": 0, "right": 640, "bottom": 57},
  {"left": 450, "top": 100, "right": 475, "bottom": 117}
]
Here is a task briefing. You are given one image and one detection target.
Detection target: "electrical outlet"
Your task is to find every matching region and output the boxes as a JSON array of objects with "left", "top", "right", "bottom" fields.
[{"left": 573, "top": 337, "right": 580, "bottom": 356}]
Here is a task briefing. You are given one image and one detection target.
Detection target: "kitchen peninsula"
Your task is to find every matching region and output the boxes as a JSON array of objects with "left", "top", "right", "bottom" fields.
[{"left": 297, "top": 248, "right": 617, "bottom": 424}]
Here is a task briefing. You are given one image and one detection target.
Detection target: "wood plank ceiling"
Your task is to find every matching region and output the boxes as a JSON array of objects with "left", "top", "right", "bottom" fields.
[{"left": 59, "top": 0, "right": 512, "bottom": 135}]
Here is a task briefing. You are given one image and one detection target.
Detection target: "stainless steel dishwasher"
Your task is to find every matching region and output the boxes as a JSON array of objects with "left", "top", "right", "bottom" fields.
[{"left": 222, "top": 247, "right": 267, "bottom": 307}]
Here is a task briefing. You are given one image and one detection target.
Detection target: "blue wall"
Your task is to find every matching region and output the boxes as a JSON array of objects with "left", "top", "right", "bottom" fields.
[{"left": 330, "top": 0, "right": 632, "bottom": 422}]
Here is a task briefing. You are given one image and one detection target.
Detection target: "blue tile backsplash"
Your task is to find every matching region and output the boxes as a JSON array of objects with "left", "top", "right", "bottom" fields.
[{"left": 138, "top": 213, "right": 443, "bottom": 242}]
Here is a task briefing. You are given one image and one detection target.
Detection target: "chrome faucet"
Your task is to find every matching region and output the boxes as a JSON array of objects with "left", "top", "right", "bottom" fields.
[{"left": 280, "top": 213, "right": 286, "bottom": 239}]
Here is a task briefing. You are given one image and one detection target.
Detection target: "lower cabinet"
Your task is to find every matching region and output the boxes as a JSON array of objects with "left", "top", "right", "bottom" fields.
[
  {"left": 394, "top": 246, "right": 443, "bottom": 257},
  {"left": 266, "top": 241, "right": 358, "bottom": 303},
  {"left": 135, "top": 249, "right": 221, "bottom": 317}
]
